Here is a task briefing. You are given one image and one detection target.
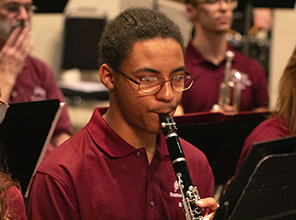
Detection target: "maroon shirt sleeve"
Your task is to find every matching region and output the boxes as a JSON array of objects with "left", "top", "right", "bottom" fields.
[
  {"left": 27, "top": 174, "right": 79, "bottom": 220},
  {"left": 5, "top": 186, "right": 27, "bottom": 220},
  {"left": 244, "top": 57, "right": 269, "bottom": 109}
]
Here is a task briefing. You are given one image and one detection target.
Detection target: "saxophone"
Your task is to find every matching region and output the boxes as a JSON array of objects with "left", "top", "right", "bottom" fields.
[
  {"left": 159, "top": 113, "right": 203, "bottom": 220},
  {"left": 214, "top": 50, "right": 242, "bottom": 113}
]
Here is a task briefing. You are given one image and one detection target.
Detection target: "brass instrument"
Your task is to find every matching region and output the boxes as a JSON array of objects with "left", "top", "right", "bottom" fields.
[
  {"left": 159, "top": 113, "right": 203, "bottom": 220},
  {"left": 214, "top": 50, "right": 242, "bottom": 113}
]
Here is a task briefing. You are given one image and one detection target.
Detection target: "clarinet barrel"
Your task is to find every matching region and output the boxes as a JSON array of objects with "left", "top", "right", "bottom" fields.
[{"left": 159, "top": 113, "right": 203, "bottom": 220}]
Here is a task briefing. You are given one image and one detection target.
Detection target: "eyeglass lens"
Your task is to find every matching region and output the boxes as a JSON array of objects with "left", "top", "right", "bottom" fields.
[{"left": 139, "top": 74, "right": 194, "bottom": 93}]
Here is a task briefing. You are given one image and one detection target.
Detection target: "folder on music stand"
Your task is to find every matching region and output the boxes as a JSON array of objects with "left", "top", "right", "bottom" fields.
[
  {"left": 174, "top": 111, "right": 269, "bottom": 186},
  {"left": 0, "top": 99, "right": 63, "bottom": 197},
  {"left": 214, "top": 135, "right": 296, "bottom": 220}
]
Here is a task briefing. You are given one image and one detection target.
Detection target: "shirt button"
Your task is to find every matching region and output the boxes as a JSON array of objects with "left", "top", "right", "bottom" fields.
[
  {"left": 150, "top": 201, "right": 155, "bottom": 207},
  {"left": 136, "top": 151, "right": 141, "bottom": 158}
]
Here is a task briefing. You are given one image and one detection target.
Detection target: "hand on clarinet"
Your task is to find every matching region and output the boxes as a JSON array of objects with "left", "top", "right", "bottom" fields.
[{"left": 196, "top": 197, "right": 218, "bottom": 220}]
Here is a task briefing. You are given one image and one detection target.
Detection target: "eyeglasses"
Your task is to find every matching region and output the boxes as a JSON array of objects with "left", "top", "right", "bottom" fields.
[
  {"left": 196, "top": 0, "right": 238, "bottom": 7},
  {"left": 0, "top": 101, "right": 9, "bottom": 124},
  {"left": 2, "top": 2, "right": 37, "bottom": 14},
  {"left": 112, "top": 68, "right": 196, "bottom": 94}
]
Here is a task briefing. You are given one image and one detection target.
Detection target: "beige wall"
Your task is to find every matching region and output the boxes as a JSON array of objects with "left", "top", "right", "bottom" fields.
[{"left": 31, "top": 14, "right": 64, "bottom": 77}]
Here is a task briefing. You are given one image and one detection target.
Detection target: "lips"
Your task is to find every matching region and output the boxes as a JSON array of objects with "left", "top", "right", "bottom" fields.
[
  {"left": 218, "top": 16, "right": 230, "bottom": 24},
  {"left": 152, "top": 107, "right": 176, "bottom": 116}
]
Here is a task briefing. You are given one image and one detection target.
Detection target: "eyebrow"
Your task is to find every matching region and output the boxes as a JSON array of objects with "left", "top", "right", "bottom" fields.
[{"left": 135, "top": 66, "right": 186, "bottom": 75}]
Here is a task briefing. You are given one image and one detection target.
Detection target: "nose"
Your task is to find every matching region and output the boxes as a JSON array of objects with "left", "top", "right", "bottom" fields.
[
  {"left": 155, "top": 81, "right": 174, "bottom": 103},
  {"left": 17, "top": 7, "right": 30, "bottom": 21}
]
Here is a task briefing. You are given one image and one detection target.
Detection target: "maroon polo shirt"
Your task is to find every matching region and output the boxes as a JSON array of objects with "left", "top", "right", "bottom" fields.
[
  {"left": 236, "top": 116, "right": 289, "bottom": 173},
  {"left": 10, "top": 56, "right": 73, "bottom": 153},
  {"left": 27, "top": 107, "right": 214, "bottom": 220},
  {"left": 181, "top": 41, "right": 269, "bottom": 113}
]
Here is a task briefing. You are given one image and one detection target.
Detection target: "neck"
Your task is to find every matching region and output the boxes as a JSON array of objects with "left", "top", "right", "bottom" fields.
[
  {"left": 191, "top": 26, "right": 228, "bottom": 65},
  {"left": 103, "top": 108, "right": 158, "bottom": 164}
]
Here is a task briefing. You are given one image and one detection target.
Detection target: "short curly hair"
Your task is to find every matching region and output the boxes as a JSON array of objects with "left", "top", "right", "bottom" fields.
[{"left": 98, "top": 7, "right": 184, "bottom": 70}]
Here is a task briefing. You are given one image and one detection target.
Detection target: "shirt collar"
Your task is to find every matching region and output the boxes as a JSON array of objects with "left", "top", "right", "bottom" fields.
[
  {"left": 186, "top": 40, "right": 237, "bottom": 67},
  {"left": 86, "top": 107, "right": 170, "bottom": 158}
]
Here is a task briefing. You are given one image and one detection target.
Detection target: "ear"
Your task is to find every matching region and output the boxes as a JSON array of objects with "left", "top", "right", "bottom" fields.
[
  {"left": 99, "top": 64, "right": 115, "bottom": 90},
  {"left": 186, "top": 4, "right": 197, "bottom": 21}
]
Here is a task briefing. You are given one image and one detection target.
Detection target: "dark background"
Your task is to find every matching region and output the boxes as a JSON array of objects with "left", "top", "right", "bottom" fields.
[{"left": 32, "top": 0, "right": 69, "bottom": 13}]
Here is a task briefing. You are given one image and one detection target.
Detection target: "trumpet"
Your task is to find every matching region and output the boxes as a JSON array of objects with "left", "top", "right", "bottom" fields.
[{"left": 214, "top": 50, "right": 242, "bottom": 113}]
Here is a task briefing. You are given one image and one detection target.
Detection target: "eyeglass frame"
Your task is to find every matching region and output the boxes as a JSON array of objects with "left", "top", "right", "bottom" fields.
[
  {"left": 0, "top": 100, "right": 9, "bottom": 124},
  {"left": 111, "top": 67, "right": 196, "bottom": 94},
  {"left": 1, "top": 2, "right": 37, "bottom": 14}
]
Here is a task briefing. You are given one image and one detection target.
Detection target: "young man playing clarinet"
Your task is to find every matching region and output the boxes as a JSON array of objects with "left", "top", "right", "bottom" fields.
[{"left": 27, "top": 7, "right": 218, "bottom": 219}]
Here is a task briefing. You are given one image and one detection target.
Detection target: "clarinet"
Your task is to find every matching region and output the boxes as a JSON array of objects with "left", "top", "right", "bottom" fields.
[{"left": 159, "top": 113, "right": 203, "bottom": 220}]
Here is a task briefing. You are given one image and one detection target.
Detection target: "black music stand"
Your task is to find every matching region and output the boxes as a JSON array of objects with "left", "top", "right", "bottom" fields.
[
  {"left": 174, "top": 111, "right": 269, "bottom": 186},
  {"left": 214, "top": 135, "right": 296, "bottom": 220},
  {"left": 0, "top": 100, "right": 62, "bottom": 196},
  {"left": 61, "top": 7, "right": 107, "bottom": 70}
]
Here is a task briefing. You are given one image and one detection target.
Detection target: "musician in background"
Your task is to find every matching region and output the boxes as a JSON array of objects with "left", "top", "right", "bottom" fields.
[
  {"left": 27, "top": 7, "right": 218, "bottom": 219},
  {"left": 178, "top": 0, "right": 269, "bottom": 114},
  {"left": 236, "top": 46, "right": 296, "bottom": 173},
  {"left": 0, "top": 99, "right": 26, "bottom": 220},
  {"left": 0, "top": 0, "right": 73, "bottom": 154}
]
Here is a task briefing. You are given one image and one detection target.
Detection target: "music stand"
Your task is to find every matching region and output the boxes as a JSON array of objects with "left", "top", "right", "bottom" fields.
[
  {"left": 61, "top": 6, "right": 107, "bottom": 70},
  {"left": 214, "top": 135, "right": 296, "bottom": 220},
  {"left": 0, "top": 99, "right": 63, "bottom": 197},
  {"left": 174, "top": 111, "right": 268, "bottom": 186}
]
